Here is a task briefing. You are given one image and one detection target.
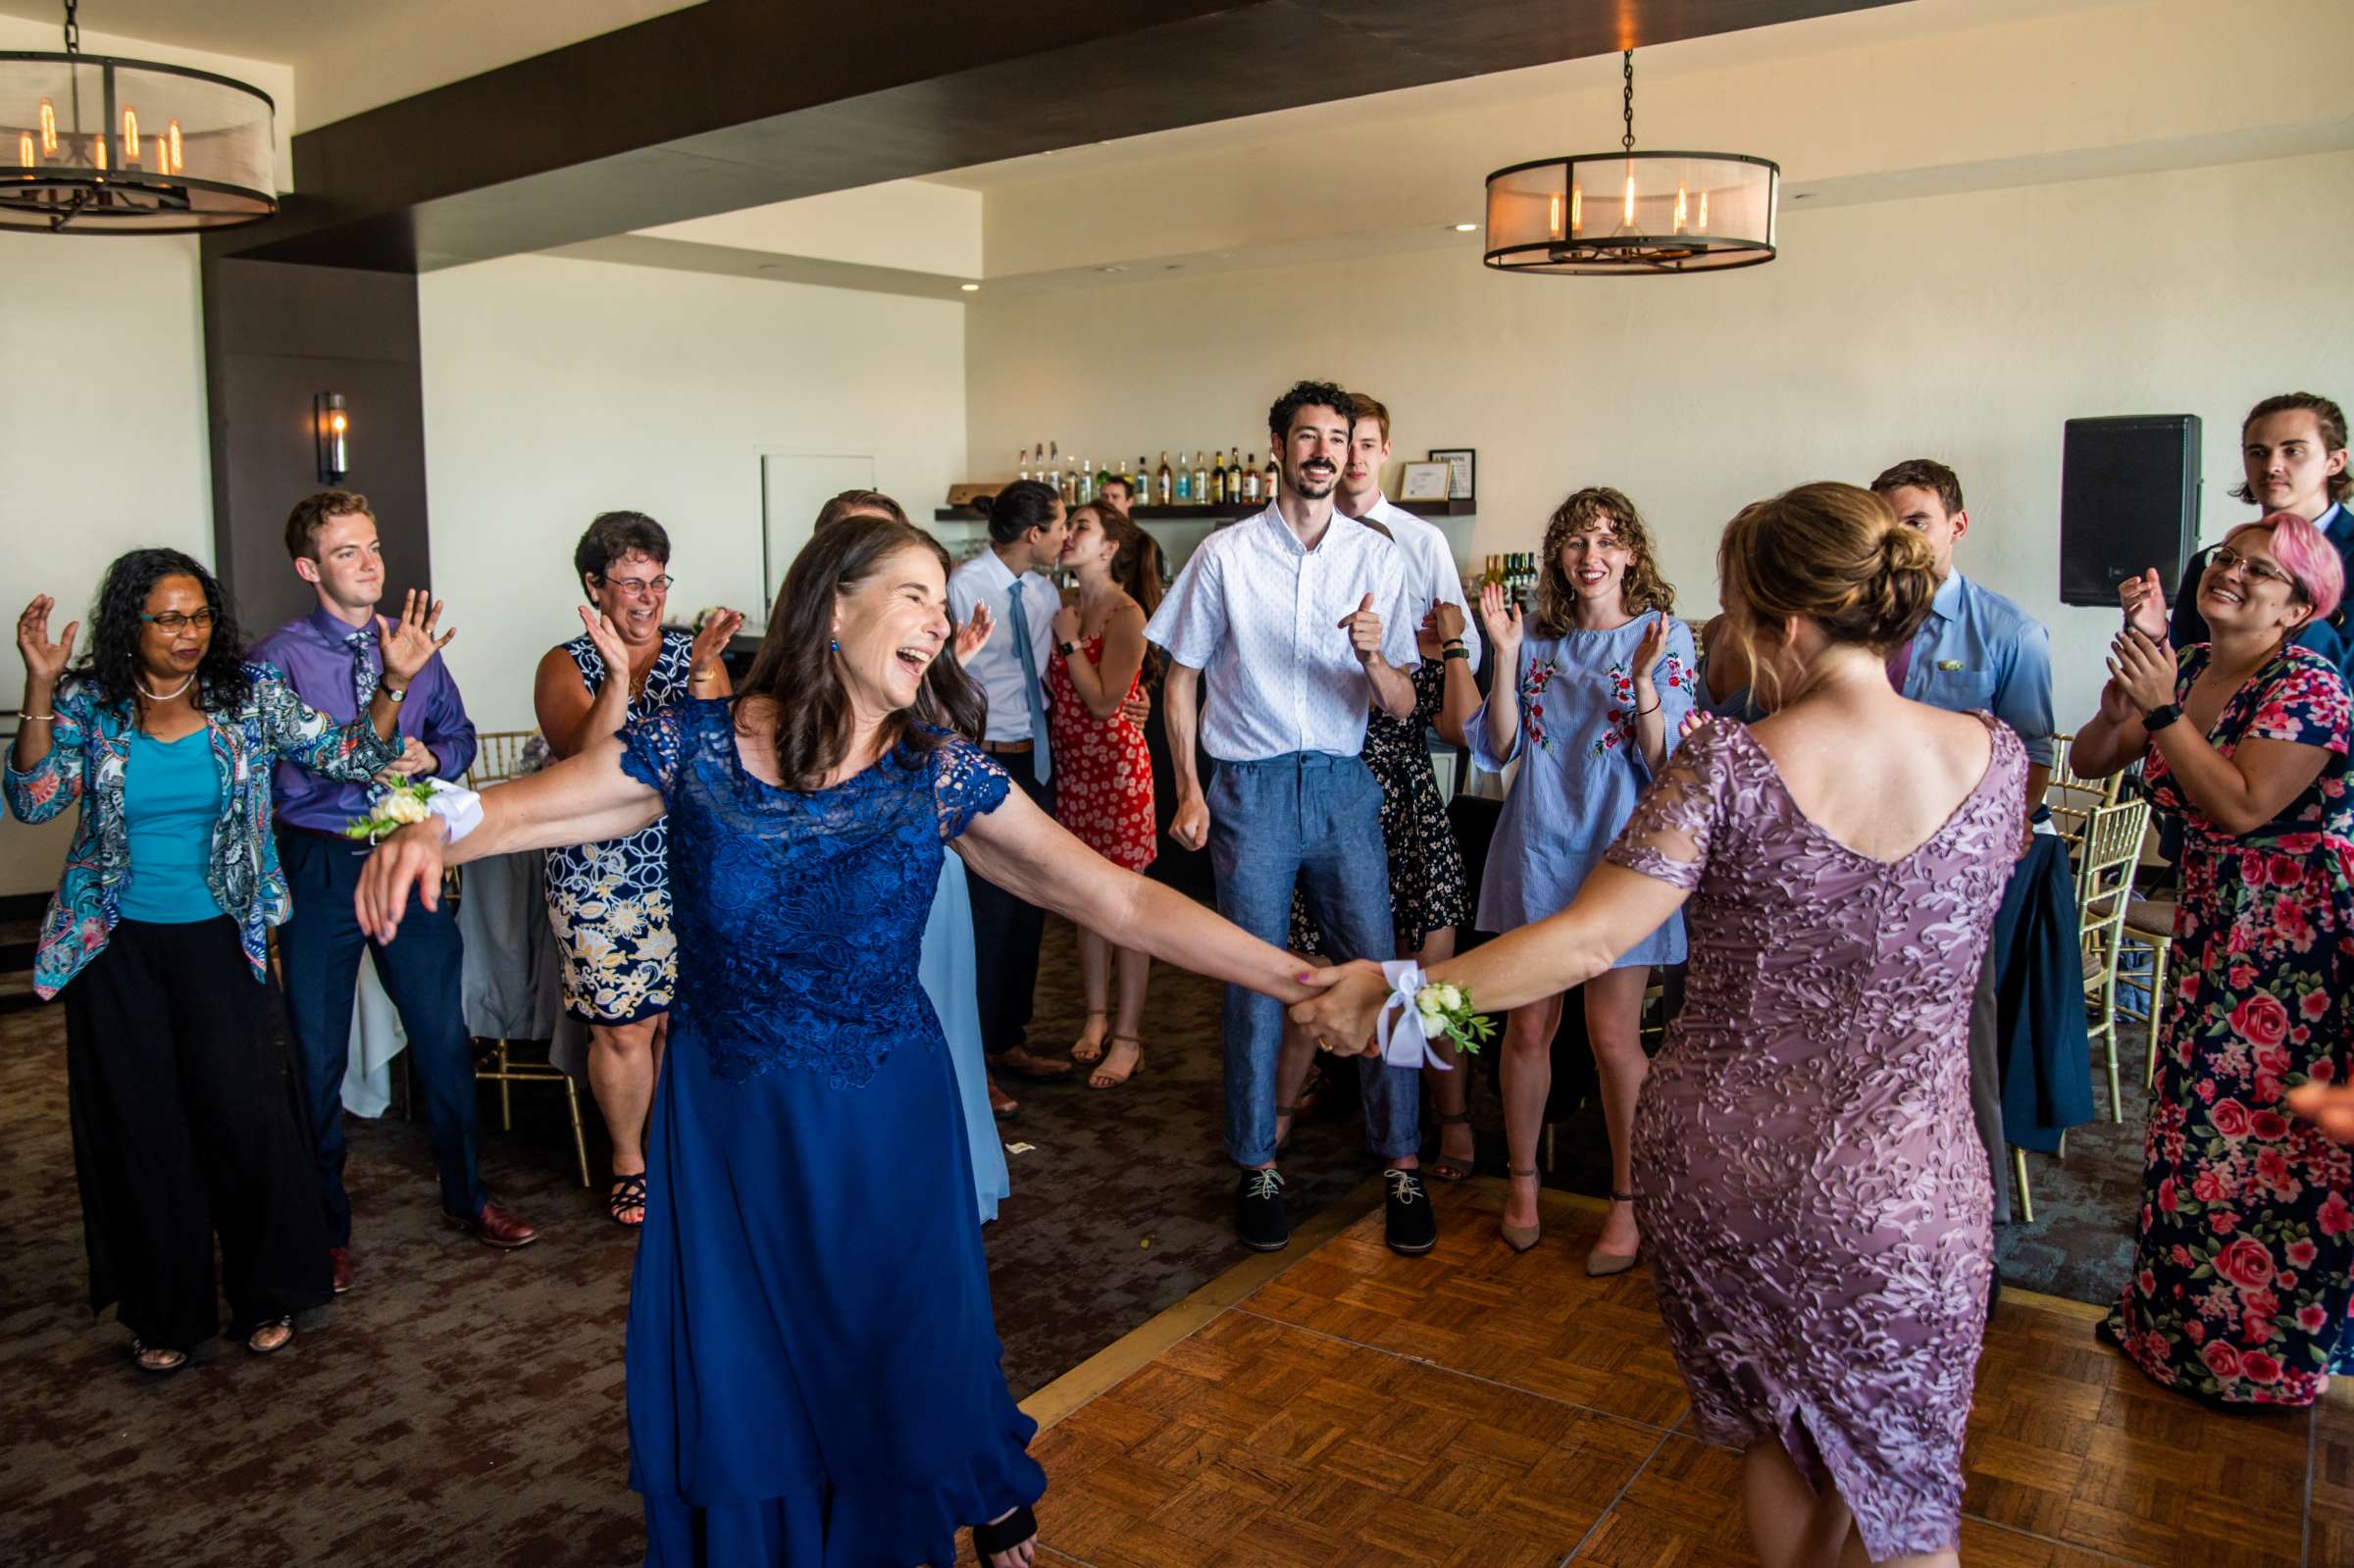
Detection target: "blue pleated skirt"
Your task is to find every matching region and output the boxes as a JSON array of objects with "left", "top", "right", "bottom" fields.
[{"left": 628, "top": 1012, "right": 1043, "bottom": 1566}]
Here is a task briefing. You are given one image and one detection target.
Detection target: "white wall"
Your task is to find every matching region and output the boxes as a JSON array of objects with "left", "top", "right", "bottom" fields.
[
  {"left": 418, "top": 253, "right": 967, "bottom": 731},
  {"left": 966, "top": 149, "right": 2354, "bottom": 733}
]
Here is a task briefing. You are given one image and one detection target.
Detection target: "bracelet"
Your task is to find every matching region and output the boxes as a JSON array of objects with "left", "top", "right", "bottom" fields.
[
  {"left": 1636, "top": 699, "right": 1661, "bottom": 716},
  {"left": 19, "top": 711, "right": 55, "bottom": 722},
  {"left": 1443, "top": 648, "right": 1469, "bottom": 662},
  {"left": 1441, "top": 636, "right": 1466, "bottom": 648}
]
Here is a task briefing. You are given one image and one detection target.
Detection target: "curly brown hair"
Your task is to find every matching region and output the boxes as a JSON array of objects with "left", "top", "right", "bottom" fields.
[{"left": 1529, "top": 486, "right": 1675, "bottom": 636}]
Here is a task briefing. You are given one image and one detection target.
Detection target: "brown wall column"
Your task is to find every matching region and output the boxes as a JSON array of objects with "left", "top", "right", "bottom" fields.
[{"left": 201, "top": 258, "right": 432, "bottom": 639}]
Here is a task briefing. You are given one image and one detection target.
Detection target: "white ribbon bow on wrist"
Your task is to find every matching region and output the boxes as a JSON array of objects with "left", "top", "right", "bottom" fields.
[
  {"left": 422, "top": 778, "right": 485, "bottom": 844},
  {"left": 1376, "top": 960, "right": 1455, "bottom": 1072}
]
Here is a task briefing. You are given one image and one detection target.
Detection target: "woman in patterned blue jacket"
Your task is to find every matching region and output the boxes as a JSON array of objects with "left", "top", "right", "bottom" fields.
[{"left": 8, "top": 548, "right": 442, "bottom": 1375}]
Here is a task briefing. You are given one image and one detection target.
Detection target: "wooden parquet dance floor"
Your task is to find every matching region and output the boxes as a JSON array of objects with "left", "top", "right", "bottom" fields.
[{"left": 982, "top": 1178, "right": 2354, "bottom": 1567}]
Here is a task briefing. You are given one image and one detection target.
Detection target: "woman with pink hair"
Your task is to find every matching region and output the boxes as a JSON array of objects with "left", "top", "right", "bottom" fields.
[{"left": 2074, "top": 511, "right": 2354, "bottom": 1406}]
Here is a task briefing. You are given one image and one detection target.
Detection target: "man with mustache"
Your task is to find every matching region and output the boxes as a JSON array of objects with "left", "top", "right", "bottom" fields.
[{"left": 1147, "top": 380, "right": 1437, "bottom": 1257}]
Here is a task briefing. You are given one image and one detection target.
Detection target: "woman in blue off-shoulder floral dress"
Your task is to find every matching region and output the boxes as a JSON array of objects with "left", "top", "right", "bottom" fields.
[{"left": 354, "top": 516, "right": 1316, "bottom": 1568}]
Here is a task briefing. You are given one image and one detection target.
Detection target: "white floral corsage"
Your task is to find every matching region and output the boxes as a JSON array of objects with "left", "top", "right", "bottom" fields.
[
  {"left": 1412, "top": 981, "right": 1496, "bottom": 1056},
  {"left": 344, "top": 782, "right": 435, "bottom": 842},
  {"left": 1375, "top": 961, "right": 1496, "bottom": 1070}
]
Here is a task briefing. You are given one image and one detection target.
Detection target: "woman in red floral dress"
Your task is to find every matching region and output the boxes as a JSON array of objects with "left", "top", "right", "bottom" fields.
[
  {"left": 1047, "top": 503, "right": 1161, "bottom": 1088},
  {"left": 2074, "top": 512, "right": 2354, "bottom": 1406}
]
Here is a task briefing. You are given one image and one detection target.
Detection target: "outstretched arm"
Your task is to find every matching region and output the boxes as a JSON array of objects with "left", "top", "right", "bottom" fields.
[
  {"left": 1294, "top": 863, "right": 1689, "bottom": 1050},
  {"left": 355, "top": 734, "right": 662, "bottom": 940},
  {"left": 954, "top": 784, "right": 1307, "bottom": 1005}
]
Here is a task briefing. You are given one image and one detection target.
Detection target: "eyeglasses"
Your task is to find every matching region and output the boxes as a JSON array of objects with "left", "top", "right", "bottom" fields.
[
  {"left": 598, "top": 573, "right": 675, "bottom": 599},
  {"left": 139, "top": 610, "right": 217, "bottom": 632},
  {"left": 2207, "top": 545, "right": 2300, "bottom": 594}
]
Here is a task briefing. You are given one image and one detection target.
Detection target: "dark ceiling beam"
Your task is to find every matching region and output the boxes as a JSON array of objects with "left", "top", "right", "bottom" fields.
[{"left": 213, "top": 0, "right": 1897, "bottom": 274}]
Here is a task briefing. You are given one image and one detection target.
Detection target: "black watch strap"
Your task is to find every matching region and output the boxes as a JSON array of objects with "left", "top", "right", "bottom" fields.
[{"left": 2142, "top": 702, "right": 2182, "bottom": 733}]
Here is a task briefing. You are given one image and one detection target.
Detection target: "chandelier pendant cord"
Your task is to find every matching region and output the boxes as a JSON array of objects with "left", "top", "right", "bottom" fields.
[{"left": 1619, "top": 49, "right": 1638, "bottom": 155}]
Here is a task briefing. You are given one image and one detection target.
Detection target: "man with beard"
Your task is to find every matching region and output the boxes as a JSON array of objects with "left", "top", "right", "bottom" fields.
[{"left": 1147, "top": 380, "right": 1437, "bottom": 1257}]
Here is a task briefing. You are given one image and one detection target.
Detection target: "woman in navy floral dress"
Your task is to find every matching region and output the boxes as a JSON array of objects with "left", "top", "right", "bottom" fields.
[
  {"left": 360, "top": 516, "right": 1319, "bottom": 1566},
  {"left": 2077, "top": 513, "right": 2354, "bottom": 1406}
]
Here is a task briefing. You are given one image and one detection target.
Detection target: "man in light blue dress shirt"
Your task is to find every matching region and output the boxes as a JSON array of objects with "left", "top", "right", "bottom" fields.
[{"left": 1872, "top": 459, "right": 2058, "bottom": 1234}]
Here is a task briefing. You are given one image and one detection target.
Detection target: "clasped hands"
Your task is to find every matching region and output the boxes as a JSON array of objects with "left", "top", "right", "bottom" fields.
[
  {"left": 2102, "top": 566, "right": 2178, "bottom": 720},
  {"left": 1288, "top": 959, "right": 1404, "bottom": 1058}
]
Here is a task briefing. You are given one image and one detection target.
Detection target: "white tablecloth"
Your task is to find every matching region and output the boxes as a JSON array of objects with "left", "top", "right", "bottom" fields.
[{"left": 340, "top": 848, "right": 587, "bottom": 1116}]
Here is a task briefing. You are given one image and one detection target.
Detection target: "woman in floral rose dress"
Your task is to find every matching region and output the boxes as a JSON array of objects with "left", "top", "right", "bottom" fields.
[
  {"left": 1046, "top": 503, "right": 1160, "bottom": 1088},
  {"left": 2075, "top": 512, "right": 2354, "bottom": 1406},
  {"left": 1466, "top": 487, "right": 1697, "bottom": 1270}
]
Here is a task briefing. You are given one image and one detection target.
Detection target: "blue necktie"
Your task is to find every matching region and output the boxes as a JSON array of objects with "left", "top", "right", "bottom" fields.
[
  {"left": 1004, "top": 579, "right": 1052, "bottom": 785},
  {"left": 345, "top": 628, "right": 380, "bottom": 709}
]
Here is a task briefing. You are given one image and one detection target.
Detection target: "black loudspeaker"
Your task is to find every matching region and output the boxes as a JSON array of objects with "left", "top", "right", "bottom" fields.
[{"left": 2059, "top": 414, "right": 2202, "bottom": 606}]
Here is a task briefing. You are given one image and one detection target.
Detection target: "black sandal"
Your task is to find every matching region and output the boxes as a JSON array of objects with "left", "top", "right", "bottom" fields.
[
  {"left": 130, "top": 1340, "right": 187, "bottom": 1377},
  {"left": 609, "top": 1171, "right": 648, "bottom": 1228},
  {"left": 1428, "top": 1110, "right": 1475, "bottom": 1182},
  {"left": 971, "top": 1504, "right": 1038, "bottom": 1560},
  {"left": 245, "top": 1316, "right": 295, "bottom": 1355}
]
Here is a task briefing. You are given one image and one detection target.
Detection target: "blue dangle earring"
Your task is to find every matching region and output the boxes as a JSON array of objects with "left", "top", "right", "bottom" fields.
[{"left": 829, "top": 638, "right": 840, "bottom": 652}]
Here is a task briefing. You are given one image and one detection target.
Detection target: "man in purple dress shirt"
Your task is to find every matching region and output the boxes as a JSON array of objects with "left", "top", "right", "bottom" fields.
[{"left": 250, "top": 492, "right": 537, "bottom": 1291}]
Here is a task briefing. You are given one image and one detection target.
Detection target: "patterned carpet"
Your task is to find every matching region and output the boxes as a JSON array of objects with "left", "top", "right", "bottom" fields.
[{"left": 0, "top": 890, "right": 2150, "bottom": 1565}]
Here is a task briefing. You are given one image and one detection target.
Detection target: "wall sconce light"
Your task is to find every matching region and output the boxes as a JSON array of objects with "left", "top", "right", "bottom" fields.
[{"left": 315, "top": 392, "right": 349, "bottom": 483}]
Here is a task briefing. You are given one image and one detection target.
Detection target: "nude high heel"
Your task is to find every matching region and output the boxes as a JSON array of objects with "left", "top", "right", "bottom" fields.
[
  {"left": 1501, "top": 1165, "right": 1542, "bottom": 1253},
  {"left": 1585, "top": 1190, "right": 1641, "bottom": 1277}
]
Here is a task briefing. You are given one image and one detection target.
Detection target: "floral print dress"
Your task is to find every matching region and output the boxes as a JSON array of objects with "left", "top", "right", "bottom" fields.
[
  {"left": 545, "top": 629, "right": 694, "bottom": 1024},
  {"left": 2105, "top": 643, "right": 2354, "bottom": 1406},
  {"left": 1465, "top": 617, "right": 1698, "bottom": 963}
]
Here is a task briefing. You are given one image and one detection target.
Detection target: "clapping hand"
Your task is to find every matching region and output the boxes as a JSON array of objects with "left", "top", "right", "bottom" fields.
[
  {"left": 2107, "top": 628, "right": 2177, "bottom": 715},
  {"left": 689, "top": 607, "right": 746, "bottom": 680},
  {"left": 2119, "top": 568, "right": 2169, "bottom": 642},
  {"left": 2288, "top": 1083, "right": 2354, "bottom": 1144},
  {"left": 952, "top": 601, "right": 995, "bottom": 666},
  {"left": 1632, "top": 610, "right": 1671, "bottom": 678},
  {"left": 1478, "top": 581, "right": 1523, "bottom": 667},
  {"left": 376, "top": 590, "right": 454, "bottom": 687},
  {"left": 578, "top": 603, "right": 631, "bottom": 673},
  {"left": 15, "top": 595, "right": 77, "bottom": 687},
  {"left": 1288, "top": 960, "right": 1391, "bottom": 1058},
  {"left": 1339, "top": 592, "right": 1385, "bottom": 666}
]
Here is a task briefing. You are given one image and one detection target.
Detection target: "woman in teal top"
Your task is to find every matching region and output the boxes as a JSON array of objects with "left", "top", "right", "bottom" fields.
[{"left": 8, "top": 549, "right": 442, "bottom": 1375}]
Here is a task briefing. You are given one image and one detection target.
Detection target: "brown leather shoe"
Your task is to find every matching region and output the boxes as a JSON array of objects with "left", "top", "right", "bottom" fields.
[
  {"left": 329, "top": 1245, "right": 355, "bottom": 1294},
  {"left": 990, "top": 1045, "right": 1074, "bottom": 1082},
  {"left": 446, "top": 1199, "right": 539, "bottom": 1249}
]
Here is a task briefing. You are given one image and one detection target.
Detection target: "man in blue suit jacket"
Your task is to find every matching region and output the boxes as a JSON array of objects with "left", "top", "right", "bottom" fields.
[{"left": 2169, "top": 391, "right": 2352, "bottom": 673}]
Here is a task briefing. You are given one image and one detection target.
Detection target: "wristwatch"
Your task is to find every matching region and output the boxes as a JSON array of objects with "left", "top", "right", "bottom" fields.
[
  {"left": 2142, "top": 702, "right": 2181, "bottom": 733},
  {"left": 381, "top": 683, "right": 408, "bottom": 705},
  {"left": 1057, "top": 639, "right": 1079, "bottom": 658}
]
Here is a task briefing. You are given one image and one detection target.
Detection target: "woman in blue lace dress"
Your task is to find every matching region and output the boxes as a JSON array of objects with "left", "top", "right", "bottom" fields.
[{"left": 358, "top": 515, "right": 1314, "bottom": 1567}]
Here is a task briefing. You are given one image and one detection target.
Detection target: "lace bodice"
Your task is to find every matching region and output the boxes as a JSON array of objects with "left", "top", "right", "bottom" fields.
[{"left": 616, "top": 700, "right": 1010, "bottom": 1087}]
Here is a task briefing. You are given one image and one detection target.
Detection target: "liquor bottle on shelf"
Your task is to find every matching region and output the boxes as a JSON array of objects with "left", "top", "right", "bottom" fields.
[
  {"left": 1098, "top": 458, "right": 1114, "bottom": 496},
  {"left": 1017, "top": 447, "right": 1031, "bottom": 483},
  {"left": 1076, "top": 461, "right": 1093, "bottom": 506},
  {"left": 1156, "top": 452, "right": 1173, "bottom": 506},
  {"left": 1137, "top": 456, "right": 1151, "bottom": 503},
  {"left": 1192, "top": 451, "right": 1209, "bottom": 506},
  {"left": 1242, "top": 456, "right": 1260, "bottom": 505},
  {"left": 1229, "top": 447, "right": 1245, "bottom": 501},
  {"left": 1173, "top": 454, "right": 1190, "bottom": 504},
  {"left": 1209, "top": 449, "right": 1227, "bottom": 505}
]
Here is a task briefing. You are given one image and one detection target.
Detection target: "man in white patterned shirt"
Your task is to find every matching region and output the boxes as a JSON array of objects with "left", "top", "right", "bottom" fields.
[{"left": 1148, "top": 379, "right": 1438, "bottom": 1257}]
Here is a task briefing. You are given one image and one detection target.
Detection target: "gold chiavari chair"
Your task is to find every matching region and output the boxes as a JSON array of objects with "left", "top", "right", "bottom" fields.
[
  {"left": 2075, "top": 795, "right": 2150, "bottom": 1123},
  {"left": 2043, "top": 732, "right": 2124, "bottom": 854},
  {"left": 453, "top": 727, "right": 589, "bottom": 1187},
  {"left": 464, "top": 729, "right": 540, "bottom": 787},
  {"left": 2118, "top": 893, "right": 2176, "bottom": 1088}
]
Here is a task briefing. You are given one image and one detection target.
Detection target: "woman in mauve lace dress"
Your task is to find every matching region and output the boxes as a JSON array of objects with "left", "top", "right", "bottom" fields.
[{"left": 1299, "top": 483, "right": 2021, "bottom": 1568}]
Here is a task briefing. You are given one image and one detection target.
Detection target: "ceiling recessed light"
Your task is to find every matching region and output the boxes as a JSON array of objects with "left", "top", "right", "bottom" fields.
[
  {"left": 1095, "top": 265, "right": 1128, "bottom": 274},
  {"left": 1453, "top": 223, "right": 1478, "bottom": 232},
  {"left": 959, "top": 282, "right": 981, "bottom": 291}
]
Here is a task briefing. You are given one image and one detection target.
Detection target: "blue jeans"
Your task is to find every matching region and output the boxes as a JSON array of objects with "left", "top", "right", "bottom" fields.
[
  {"left": 1208, "top": 752, "right": 1418, "bottom": 1167},
  {"left": 277, "top": 829, "right": 488, "bottom": 1241}
]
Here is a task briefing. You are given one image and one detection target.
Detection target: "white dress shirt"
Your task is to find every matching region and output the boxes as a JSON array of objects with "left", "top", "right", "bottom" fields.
[
  {"left": 1355, "top": 490, "right": 1481, "bottom": 671},
  {"left": 1146, "top": 503, "right": 1418, "bottom": 763},
  {"left": 947, "top": 547, "right": 1057, "bottom": 745}
]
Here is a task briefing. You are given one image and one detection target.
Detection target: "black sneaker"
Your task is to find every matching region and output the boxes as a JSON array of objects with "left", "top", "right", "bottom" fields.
[
  {"left": 1384, "top": 1168, "right": 1438, "bottom": 1256},
  {"left": 1235, "top": 1168, "right": 1290, "bottom": 1252}
]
